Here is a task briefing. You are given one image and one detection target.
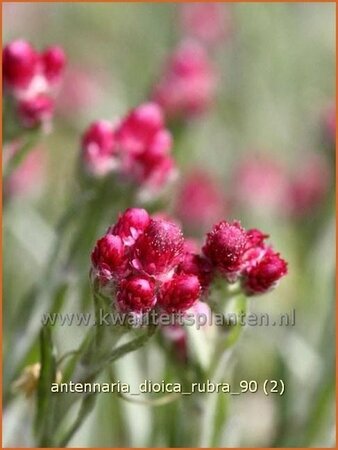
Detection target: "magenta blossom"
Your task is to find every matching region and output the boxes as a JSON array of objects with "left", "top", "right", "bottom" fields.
[
  {"left": 180, "top": 3, "right": 232, "bottom": 46},
  {"left": 152, "top": 40, "right": 216, "bottom": 118}
]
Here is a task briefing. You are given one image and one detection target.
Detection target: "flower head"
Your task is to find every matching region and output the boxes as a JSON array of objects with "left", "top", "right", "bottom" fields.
[
  {"left": 80, "top": 102, "right": 176, "bottom": 195},
  {"left": 41, "top": 45, "right": 66, "bottom": 84},
  {"left": 115, "top": 102, "right": 166, "bottom": 155},
  {"left": 132, "top": 218, "right": 184, "bottom": 278},
  {"left": 17, "top": 94, "right": 54, "bottom": 128},
  {"left": 3, "top": 39, "right": 66, "bottom": 130},
  {"left": 203, "top": 220, "right": 247, "bottom": 280},
  {"left": 177, "top": 252, "right": 214, "bottom": 293},
  {"left": 242, "top": 248, "right": 288, "bottom": 296},
  {"left": 91, "top": 234, "right": 127, "bottom": 284},
  {"left": 158, "top": 273, "right": 201, "bottom": 313},
  {"left": 152, "top": 40, "right": 216, "bottom": 118},
  {"left": 117, "top": 276, "right": 156, "bottom": 313},
  {"left": 81, "top": 120, "right": 116, "bottom": 176},
  {"left": 232, "top": 155, "right": 289, "bottom": 216},
  {"left": 110, "top": 208, "right": 150, "bottom": 246},
  {"left": 3, "top": 39, "right": 38, "bottom": 89}
]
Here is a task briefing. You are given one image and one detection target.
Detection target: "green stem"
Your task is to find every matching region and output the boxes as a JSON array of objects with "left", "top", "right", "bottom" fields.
[
  {"left": 58, "top": 392, "right": 97, "bottom": 447},
  {"left": 53, "top": 323, "right": 158, "bottom": 445},
  {"left": 3, "top": 128, "right": 42, "bottom": 179},
  {"left": 197, "top": 294, "right": 248, "bottom": 447}
]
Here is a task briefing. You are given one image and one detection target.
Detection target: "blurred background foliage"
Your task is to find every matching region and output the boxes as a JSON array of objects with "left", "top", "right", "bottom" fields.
[{"left": 3, "top": 2, "right": 335, "bottom": 447}]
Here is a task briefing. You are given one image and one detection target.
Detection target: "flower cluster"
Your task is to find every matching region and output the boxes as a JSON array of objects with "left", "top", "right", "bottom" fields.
[
  {"left": 152, "top": 40, "right": 216, "bottom": 119},
  {"left": 3, "top": 39, "right": 66, "bottom": 129},
  {"left": 81, "top": 102, "right": 176, "bottom": 195},
  {"left": 91, "top": 208, "right": 200, "bottom": 314},
  {"left": 91, "top": 208, "right": 287, "bottom": 316},
  {"left": 203, "top": 221, "right": 287, "bottom": 295}
]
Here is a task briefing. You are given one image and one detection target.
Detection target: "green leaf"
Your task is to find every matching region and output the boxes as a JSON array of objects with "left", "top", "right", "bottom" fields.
[{"left": 35, "top": 326, "right": 57, "bottom": 447}]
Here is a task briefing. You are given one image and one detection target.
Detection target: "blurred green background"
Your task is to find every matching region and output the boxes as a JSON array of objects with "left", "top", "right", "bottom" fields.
[{"left": 3, "top": 2, "right": 335, "bottom": 447}]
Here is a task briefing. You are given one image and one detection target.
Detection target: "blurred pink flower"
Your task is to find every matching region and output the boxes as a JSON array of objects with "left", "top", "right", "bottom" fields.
[
  {"left": 18, "top": 93, "right": 55, "bottom": 129},
  {"left": 323, "top": 103, "right": 336, "bottom": 144},
  {"left": 232, "top": 155, "right": 289, "bottom": 216},
  {"left": 176, "top": 169, "right": 227, "bottom": 233},
  {"left": 57, "top": 66, "right": 105, "bottom": 117},
  {"left": 81, "top": 120, "right": 117, "bottom": 177},
  {"left": 180, "top": 2, "right": 232, "bottom": 46},
  {"left": 3, "top": 39, "right": 66, "bottom": 130},
  {"left": 152, "top": 40, "right": 217, "bottom": 119},
  {"left": 81, "top": 102, "right": 176, "bottom": 196},
  {"left": 288, "top": 153, "right": 330, "bottom": 217},
  {"left": 4, "top": 140, "right": 45, "bottom": 197}
]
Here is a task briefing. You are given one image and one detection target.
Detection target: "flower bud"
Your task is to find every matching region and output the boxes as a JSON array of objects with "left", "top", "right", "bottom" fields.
[
  {"left": 158, "top": 273, "right": 201, "bottom": 313},
  {"left": 41, "top": 45, "right": 66, "bottom": 84},
  {"left": 177, "top": 252, "right": 214, "bottom": 293},
  {"left": 18, "top": 94, "right": 54, "bottom": 127},
  {"left": 115, "top": 102, "right": 165, "bottom": 156},
  {"left": 132, "top": 218, "right": 184, "bottom": 278},
  {"left": 3, "top": 39, "right": 38, "bottom": 89},
  {"left": 203, "top": 220, "right": 247, "bottom": 280},
  {"left": 242, "top": 248, "right": 288, "bottom": 295},
  {"left": 81, "top": 120, "right": 116, "bottom": 176},
  {"left": 110, "top": 208, "right": 150, "bottom": 245},
  {"left": 117, "top": 276, "right": 156, "bottom": 313},
  {"left": 91, "top": 234, "right": 127, "bottom": 284},
  {"left": 241, "top": 228, "right": 269, "bottom": 270}
]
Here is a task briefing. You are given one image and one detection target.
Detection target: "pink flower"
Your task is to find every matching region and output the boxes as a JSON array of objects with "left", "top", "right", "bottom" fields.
[
  {"left": 232, "top": 155, "right": 289, "bottom": 216},
  {"left": 152, "top": 40, "right": 216, "bottom": 118},
  {"left": 3, "top": 40, "right": 38, "bottom": 90},
  {"left": 90, "top": 208, "right": 288, "bottom": 313},
  {"left": 41, "top": 46, "right": 66, "bottom": 84},
  {"left": 158, "top": 273, "right": 201, "bottom": 313},
  {"left": 288, "top": 153, "right": 330, "bottom": 217},
  {"left": 176, "top": 169, "right": 226, "bottom": 233},
  {"left": 57, "top": 66, "right": 104, "bottom": 117},
  {"left": 180, "top": 3, "right": 232, "bottom": 46},
  {"left": 81, "top": 120, "right": 116, "bottom": 176},
  {"left": 242, "top": 247, "right": 288, "bottom": 296},
  {"left": 203, "top": 220, "right": 247, "bottom": 280},
  {"left": 4, "top": 140, "right": 45, "bottom": 197},
  {"left": 3, "top": 39, "right": 66, "bottom": 130},
  {"left": 115, "top": 102, "right": 175, "bottom": 189},
  {"left": 91, "top": 234, "right": 127, "bottom": 284},
  {"left": 17, "top": 94, "right": 54, "bottom": 128},
  {"left": 117, "top": 276, "right": 156, "bottom": 313},
  {"left": 323, "top": 103, "right": 335, "bottom": 143},
  {"left": 241, "top": 229, "right": 270, "bottom": 271},
  {"left": 115, "top": 102, "right": 166, "bottom": 156},
  {"left": 132, "top": 218, "right": 184, "bottom": 278},
  {"left": 177, "top": 252, "right": 214, "bottom": 294},
  {"left": 110, "top": 208, "right": 150, "bottom": 246},
  {"left": 82, "top": 103, "right": 176, "bottom": 193}
]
